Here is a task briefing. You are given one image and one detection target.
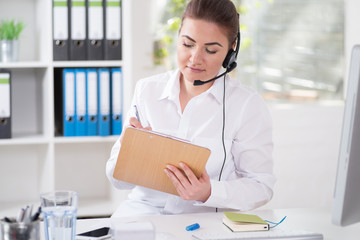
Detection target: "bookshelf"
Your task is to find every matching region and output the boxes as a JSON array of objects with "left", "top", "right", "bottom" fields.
[{"left": 0, "top": 0, "right": 134, "bottom": 217}]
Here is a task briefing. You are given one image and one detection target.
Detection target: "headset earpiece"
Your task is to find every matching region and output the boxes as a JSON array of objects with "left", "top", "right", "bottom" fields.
[
  {"left": 222, "top": 31, "right": 241, "bottom": 72},
  {"left": 222, "top": 49, "right": 237, "bottom": 69}
]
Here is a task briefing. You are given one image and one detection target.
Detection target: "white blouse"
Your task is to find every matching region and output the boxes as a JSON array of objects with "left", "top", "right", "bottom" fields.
[{"left": 106, "top": 69, "right": 276, "bottom": 217}]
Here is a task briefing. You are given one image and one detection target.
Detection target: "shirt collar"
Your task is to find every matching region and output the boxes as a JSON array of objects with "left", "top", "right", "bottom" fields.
[
  {"left": 159, "top": 69, "right": 227, "bottom": 104},
  {"left": 159, "top": 69, "right": 181, "bottom": 102}
]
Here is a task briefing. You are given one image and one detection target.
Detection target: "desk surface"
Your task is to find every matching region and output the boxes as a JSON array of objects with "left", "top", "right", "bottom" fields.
[{"left": 73, "top": 208, "right": 360, "bottom": 240}]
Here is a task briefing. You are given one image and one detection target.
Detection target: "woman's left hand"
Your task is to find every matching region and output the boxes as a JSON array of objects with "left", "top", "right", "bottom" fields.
[{"left": 164, "top": 162, "right": 211, "bottom": 202}]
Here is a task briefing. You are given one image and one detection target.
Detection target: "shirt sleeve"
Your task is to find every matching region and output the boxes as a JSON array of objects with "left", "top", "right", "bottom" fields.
[
  {"left": 105, "top": 80, "right": 145, "bottom": 190},
  {"left": 106, "top": 136, "right": 136, "bottom": 190},
  {"left": 195, "top": 94, "right": 276, "bottom": 211}
]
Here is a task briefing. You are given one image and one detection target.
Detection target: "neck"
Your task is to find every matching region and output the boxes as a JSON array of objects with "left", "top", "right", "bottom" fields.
[{"left": 179, "top": 74, "right": 213, "bottom": 112}]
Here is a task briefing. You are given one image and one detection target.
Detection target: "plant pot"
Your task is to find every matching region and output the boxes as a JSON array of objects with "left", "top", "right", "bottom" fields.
[{"left": 0, "top": 40, "right": 19, "bottom": 62}]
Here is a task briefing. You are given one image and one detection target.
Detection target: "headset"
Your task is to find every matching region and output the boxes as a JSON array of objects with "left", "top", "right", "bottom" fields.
[
  {"left": 193, "top": 31, "right": 241, "bottom": 86},
  {"left": 222, "top": 30, "right": 241, "bottom": 71}
]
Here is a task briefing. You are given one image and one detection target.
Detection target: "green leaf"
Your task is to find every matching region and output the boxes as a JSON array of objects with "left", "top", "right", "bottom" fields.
[{"left": 0, "top": 20, "right": 25, "bottom": 40}]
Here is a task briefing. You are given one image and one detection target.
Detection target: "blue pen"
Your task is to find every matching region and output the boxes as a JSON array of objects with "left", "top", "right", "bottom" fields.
[
  {"left": 133, "top": 105, "right": 141, "bottom": 125},
  {"left": 186, "top": 223, "right": 200, "bottom": 231}
]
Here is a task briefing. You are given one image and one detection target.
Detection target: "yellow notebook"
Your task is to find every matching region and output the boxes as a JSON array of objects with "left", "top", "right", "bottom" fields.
[
  {"left": 113, "top": 127, "right": 211, "bottom": 195},
  {"left": 223, "top": 212, "right": 269, "bottom": 232}
]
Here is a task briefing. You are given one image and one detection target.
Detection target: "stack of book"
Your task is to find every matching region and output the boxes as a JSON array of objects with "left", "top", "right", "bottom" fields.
[{"left": 222, "top": 212, "right": 269, "bottom": 232}]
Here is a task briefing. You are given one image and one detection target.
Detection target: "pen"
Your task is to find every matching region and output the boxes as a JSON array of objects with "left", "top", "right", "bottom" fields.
[
  {"left": 30, "top": 206, "right": 41, "bottom": 222},
  {"left": 133, "top": 105, "right": 142, "bottom": 125}
]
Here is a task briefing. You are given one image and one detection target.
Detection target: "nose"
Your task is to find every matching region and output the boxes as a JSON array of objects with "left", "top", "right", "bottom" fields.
[{"left": 189, "top": 47, "right": 203, "bottom": 65}]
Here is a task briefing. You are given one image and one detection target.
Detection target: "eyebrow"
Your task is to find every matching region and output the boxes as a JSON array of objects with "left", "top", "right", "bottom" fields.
[{"left": 181, "top": 35, "right": 223, "bottom": 47}]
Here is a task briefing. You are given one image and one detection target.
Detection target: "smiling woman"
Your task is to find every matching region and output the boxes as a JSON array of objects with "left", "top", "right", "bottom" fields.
[{"left": 106, "top": 0, "right": 275, "bottom": 217}]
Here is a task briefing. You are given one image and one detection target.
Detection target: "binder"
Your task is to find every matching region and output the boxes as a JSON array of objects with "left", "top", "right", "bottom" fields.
[
  {"left": 104, "top": 0, "right": 122, "bottom": 60},
  {"left": 98, "top": 68, "right": 110, "bottom": 136},
  {"left": 113, "top": 127, "right": 211, "bottom": 195},
  {"left": 110, "top": 68, "right": 122, "bottom": 135},
  {"left": 0, "top": 70, "right": 11, "bottom": 139},
  {"left": 87, "top": 0, "right": 104, "bottom": 60},
  {"left": 70, "top": 0, "right": 87, "bottom": 60},
  {"left": 86, "top": 68, "right": 98, "bottom": 135},
  {"left": 75, "top": 68, "right": 87, "bottom": 136},
  {"left": 63, "top": 69, "right": 76, "bottom": 136},
  {"left": 53, "top": 0, "right": 69, "bottom": 60}
]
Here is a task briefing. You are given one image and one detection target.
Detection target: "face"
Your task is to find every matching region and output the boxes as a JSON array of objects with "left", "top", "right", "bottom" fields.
[{"left": 177, "top": 18, "right": 230, "bottom": 86}]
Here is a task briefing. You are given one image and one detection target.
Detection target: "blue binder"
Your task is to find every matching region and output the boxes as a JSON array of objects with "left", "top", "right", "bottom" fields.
[
  {"left": 98, "top": 68, "right": 110, "bottom": 136},
  {"left": 110, "top": 68, "right": 123, "bottom": 135},
  {"left": 86, "top": 68, "right": 98, "bottom": 136},
  {"left": 75, "top": 68, "right": 87, "bottom": 136},
  {"left": 63, "top": 69, "right": 76, "bottom": 136}
]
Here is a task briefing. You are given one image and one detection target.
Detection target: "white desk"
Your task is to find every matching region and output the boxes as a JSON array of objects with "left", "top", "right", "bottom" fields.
[
  {"left": 72, "top": 208, "right": 360, "bottom": 240},
  {"left": 35, "top": 208, "right": 359, "bottom": 240}
]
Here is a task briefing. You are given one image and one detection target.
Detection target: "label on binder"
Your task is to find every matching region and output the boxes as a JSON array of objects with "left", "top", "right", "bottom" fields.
[
  {"left": 53, "top": 0, "right": 68, "bottom": 40},
  {"left": 106, "top": 0, "right": 121, "bottom": 40},
  {"left": 65, "top": 73, "right": 75, "bottom": 116},
  {"left": 88, "top": 0, "right": 104, "bottom": 39},
  {"left": 71, "top": 0, "right": 86, "bottom": 40},
  {"left": 87, "top": 71, "right": 98, "bottom": 116},
  {"left": 100, "top": 70, "right": 110, "bottom": 115},
  {"left": 111, "top": 70, "right": 122, "bottom": 115},
  {"left": 0, "top": 74, "right": 10, "bottom": 117},
  {"left": 76, "top": 71, "right": 86, "bottom": 117}
]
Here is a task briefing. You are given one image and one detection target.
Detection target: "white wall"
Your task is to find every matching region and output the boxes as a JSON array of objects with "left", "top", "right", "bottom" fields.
[
  {"left": 264, "top": 103, "right": 343, "bottom": 209},
  {"left": 118, "top": 0, "right": 358, "bottom": 210}
]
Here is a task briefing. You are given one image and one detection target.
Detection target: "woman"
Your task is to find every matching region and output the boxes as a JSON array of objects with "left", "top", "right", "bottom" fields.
[{"left": 106, "top": 0, "right": 275, "bottom": 217}]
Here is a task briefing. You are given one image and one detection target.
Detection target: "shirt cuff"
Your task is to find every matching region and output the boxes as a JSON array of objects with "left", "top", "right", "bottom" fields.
[{"left": 193, "top": 180, "right": 226, "bottom": 207}]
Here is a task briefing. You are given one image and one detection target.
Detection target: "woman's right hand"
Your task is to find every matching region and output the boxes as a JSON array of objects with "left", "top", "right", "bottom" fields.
[{"left": 120, "top": 117, "right": 152, "bottom": 143}]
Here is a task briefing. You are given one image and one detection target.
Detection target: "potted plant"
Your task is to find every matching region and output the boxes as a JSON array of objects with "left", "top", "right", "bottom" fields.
[{"left": 0, "top": 20, "right": 25, "bottom": 62}]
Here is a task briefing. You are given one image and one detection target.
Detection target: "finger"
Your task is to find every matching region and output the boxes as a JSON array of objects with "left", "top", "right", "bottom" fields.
[
  {"left": 166, "top": 164, "right": 191, "bottom": 186},
  {"left": 164, "top": 168, "right": 186, "bottom": 196},
  {"left": 179, "top": 162, "right": 198, "bottom": 185},
  {"left": 129, "top": 117, "right": 142, "bottom": 128},
  {"left": 200, "top": 168, "right": 210, "bottom": 183}
]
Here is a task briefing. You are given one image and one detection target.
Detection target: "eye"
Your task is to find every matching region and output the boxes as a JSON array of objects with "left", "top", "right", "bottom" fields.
[
  {"left": 183, "top": 42, "right": 193, "bottom": 48},
  {"left": 206, "top": 48, "right": 217, "bottom": 54}
]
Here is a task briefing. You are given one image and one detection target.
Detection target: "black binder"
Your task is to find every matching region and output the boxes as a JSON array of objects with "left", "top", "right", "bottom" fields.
[
  {"left": 69, "top": 0, "right": 87, "bottom": 60},
  {"left": 104, "top": 0, "right": 122, "bottom": 60},
  {"left": 53, "top": 0, "right": 69, "bottom": 61},
  {"left": 0, "top": 70, "right": 11, "bottom": 139},
  {"left": 86, "top": 0, "right": 104, "bottom": 60}
]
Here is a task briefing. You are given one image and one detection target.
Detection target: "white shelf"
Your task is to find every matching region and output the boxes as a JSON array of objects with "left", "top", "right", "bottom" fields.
[
  {"left": 52, "top": 60, "right": 124, "bottom": 68},
  {"left": 0, "top": 0, "right": 133, "bottom": 218},
  {"left": 54, "top": 136, "right": 119, "bottom": 144},
  {"left": 0, "top": 198, "right": 117, "bottom": 219},
  {"left": 0, "top": 61, "right": 49, "bottom": 69},
  {"left": 0, "top": 133, "right": 50, "bottom": 146}
]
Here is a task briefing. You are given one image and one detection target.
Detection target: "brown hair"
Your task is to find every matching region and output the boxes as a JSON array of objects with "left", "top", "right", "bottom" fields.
[{"left": 180, "top": 0, "right": 239, "bottom": 49}]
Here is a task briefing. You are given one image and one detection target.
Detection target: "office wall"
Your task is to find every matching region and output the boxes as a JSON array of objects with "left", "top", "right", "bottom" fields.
[{"left": 264, "top": 103, "right": 343, "bottom": 209}]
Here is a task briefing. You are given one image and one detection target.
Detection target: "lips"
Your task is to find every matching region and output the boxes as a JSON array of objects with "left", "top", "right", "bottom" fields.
[{"left": 187, "top": 66, "right": 205, "bottom": 73}]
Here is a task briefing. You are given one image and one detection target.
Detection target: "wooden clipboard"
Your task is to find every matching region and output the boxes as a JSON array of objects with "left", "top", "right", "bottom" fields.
[{"left": 113, "top": 127, "right": 211, "bottom": 195}]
